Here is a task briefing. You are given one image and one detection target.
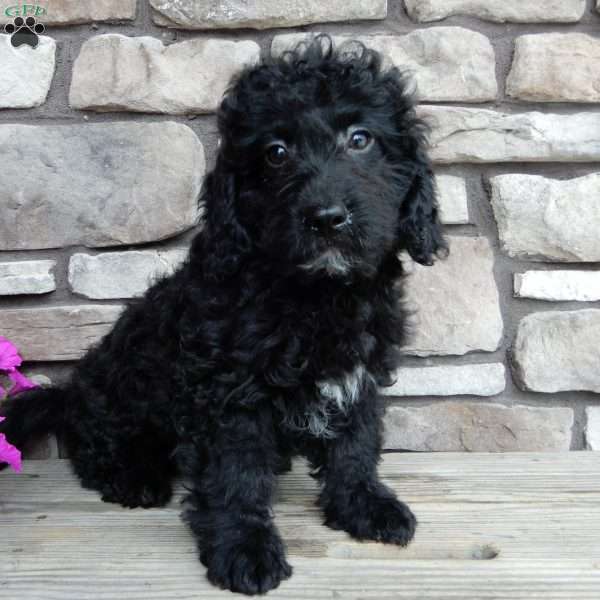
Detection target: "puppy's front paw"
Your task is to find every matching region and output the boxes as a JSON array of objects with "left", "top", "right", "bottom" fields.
[
  {"left": 203, "top": 525, "right": 292, "bottom": 595},
  {"left": 324, "top": 485, "right": 417, "bottom": 546}
]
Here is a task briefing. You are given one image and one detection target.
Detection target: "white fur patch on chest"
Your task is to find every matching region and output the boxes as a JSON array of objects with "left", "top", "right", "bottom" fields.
[
  {"left": 281, "top": 363, "right": 372, "bottom": 439},
  {"left": 316, "top": 364, "right": 366, "bottom": 413},
  {"left": 300, "top": 363, "right": 369, "bottom": 438}
]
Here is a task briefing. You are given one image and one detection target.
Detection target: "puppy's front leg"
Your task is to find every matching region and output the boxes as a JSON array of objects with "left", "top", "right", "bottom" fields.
[
  {"left": 315, "top": 396, "right": 417, "bottom": 546},
  {"left": 184, "top": 409, "right": 291, "bottom": 595}
]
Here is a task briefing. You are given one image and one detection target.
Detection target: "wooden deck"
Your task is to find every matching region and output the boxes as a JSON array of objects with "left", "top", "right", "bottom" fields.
[{"left": 2, "top": 452, "right": 600, "bottom": 599}]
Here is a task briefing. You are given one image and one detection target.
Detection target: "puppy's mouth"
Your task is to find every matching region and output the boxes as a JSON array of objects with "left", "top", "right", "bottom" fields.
[
  {"left": 299, "top": 248, "right": 353, "bottom": 277},
  {"left": 297, "top": 216, "right": 366, "bottom": 278}
]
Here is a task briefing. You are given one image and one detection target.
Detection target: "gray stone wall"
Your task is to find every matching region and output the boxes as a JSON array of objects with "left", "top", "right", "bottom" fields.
[{"left": 1, "top": 0, "right": 599, "bottom": 457}]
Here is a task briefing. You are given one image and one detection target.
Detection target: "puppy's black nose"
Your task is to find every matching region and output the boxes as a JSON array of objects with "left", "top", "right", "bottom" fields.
[{"left": 309, "top": 205, "right": 350, "bottom": 233}]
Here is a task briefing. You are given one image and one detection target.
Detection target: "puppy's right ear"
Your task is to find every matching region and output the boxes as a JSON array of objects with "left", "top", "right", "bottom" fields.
[{"left": 191, "top": 151, "right": 251, "bottom": 280}]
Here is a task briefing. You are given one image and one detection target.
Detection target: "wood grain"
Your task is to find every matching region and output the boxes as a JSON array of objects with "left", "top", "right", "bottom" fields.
[{"left": 1, "top": 453, "right": 600, "bottom": 598}]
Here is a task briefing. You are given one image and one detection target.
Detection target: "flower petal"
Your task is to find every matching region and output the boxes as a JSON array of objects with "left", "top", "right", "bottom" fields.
[
  {"left": 0, "top": 336, "right": 22, "bottom": 372},
  {"left": 0, "top": 433, "right": 22, "bottom": 473},
  {"left": 8, "top": 369, "right": 38, "bottom": 396}
]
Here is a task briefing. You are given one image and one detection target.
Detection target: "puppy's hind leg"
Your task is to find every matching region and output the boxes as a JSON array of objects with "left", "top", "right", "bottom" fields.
[
  {"left": 182, "top": 408, "right": 292, "bottom": 595},
  {"left": 99, "top": 432, "right": 176, "bottom": 509},
  {"left": 67, "top": 415, "right": 177, "bottom": 509}
]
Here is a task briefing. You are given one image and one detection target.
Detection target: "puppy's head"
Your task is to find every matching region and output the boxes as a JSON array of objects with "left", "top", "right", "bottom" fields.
[{"left": 202, "top": 35, "right": 446, "bottom": 281}]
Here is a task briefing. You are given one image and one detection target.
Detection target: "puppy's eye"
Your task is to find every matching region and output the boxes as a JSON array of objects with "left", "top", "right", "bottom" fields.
[
  {"left": 348, "top": 130, "right": 373, "bottom": 152},
  {"left": 265, "top": 143, "right": 289, "bottom": 167}
]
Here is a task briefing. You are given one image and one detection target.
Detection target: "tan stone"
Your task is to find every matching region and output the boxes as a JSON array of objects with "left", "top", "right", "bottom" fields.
[
  {"left": 38, "top": 0, "right": 136, "bottom": 25},
  {"left": 0, "top": 261, "right": 56, "bottom": 295},
  {"left": 513, "top": 310, "right": 600, "bottom": 393},
  {"left": 0, "top": 306, "right": 124, "bottom": 361},
  {"left": 515, "top": 271, "right": 600, "bottom": 302},
  {"left": 404, "top": 0, "right": 585, "bottom": 23},
  {"left": 507, "top": 34, "right": 600, "bottom": 103},
  {"left": 403, "top": 237, "right": 503, "bottom": 356},
  {"left": 436, "top": 175, "right": 469, "bottom": 224},
  {"left": 586, "top": 407, "right": 600, "bottom": 450},
  {"left": 0, "top": 123, "right": 204, "bottom": 250},
  {"left": 150, "top": 0, "right": 387, "bottom": 29},
  {"left": 69, "top": 250, "right": 188, "bottom": 299},
  {"left": 382, "top": 363, "right": 505, "bottom": 397},
  {"left": 490, "top": 174, "right": 600, "bottom": 262},
  {"left": 70, "top": 35, "right": 260, "bottom": 114},
  {"left": 421, "top": 107, "right": 600, "bottom": 163},
  {"left": 0, "top": 35, "right": 55, "bottom": 108},
  {"left": 383, "top": 402, "right": 573, "bottom": 451}
]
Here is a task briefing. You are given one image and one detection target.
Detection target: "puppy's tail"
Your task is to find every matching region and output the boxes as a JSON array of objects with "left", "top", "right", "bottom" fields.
[{"left": 0, "top": 387, "right": 67, "bottom": 469}]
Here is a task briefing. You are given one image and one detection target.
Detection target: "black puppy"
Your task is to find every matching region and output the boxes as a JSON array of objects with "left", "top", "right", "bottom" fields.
[{"left": 1, "top": 36, "right": 446, "bottom": 595}]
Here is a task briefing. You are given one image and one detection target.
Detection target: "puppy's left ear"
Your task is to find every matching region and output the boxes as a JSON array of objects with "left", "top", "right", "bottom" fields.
[
  {"left": 379, "top": 62, "right": 448, "bottom": 266},
  {"left": 398, "top": 149, "right": 447, "bottom": 266}
]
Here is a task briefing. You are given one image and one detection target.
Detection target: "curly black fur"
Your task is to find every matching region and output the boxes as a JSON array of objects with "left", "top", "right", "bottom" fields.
[{"left": 1, "top": 36, "right": 446, "bottom": 595}]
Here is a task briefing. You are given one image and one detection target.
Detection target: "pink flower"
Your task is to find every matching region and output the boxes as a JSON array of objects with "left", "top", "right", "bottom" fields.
[
  {"left": 0, "top": 337, "right": 38, "bottom": 473},
  {"left": 0, "top": 417, "right": 22, "bottom": 473},
  {"left": 0, "top": 336, "right": 37, "bottom": 397},
  {"left": 8, "top": 369, "right": 38, "bottom": 395},
  {"left": 0, "top": 336, "right": 23, "bottom": 372}
]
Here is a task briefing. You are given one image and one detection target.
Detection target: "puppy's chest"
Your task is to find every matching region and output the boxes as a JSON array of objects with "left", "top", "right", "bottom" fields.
[
  {"left": 315, "top": 363, "right": 368, "bottom": 413},
  {"left": 250, "top": 297, "right": 380, "bottom": 437},
  {"left": 279, "top": 362, "right": 374, "bottom": 439}
]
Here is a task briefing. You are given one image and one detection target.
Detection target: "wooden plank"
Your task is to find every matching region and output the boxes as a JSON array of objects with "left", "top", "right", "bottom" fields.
[
  {"left": 1, "top": 453, "right": 600, "bottom": 598},
  {"left": 2, "top": 558, "right": 600, "bottom": 599},
  {"left": 2, "top": 454, "right": 600, "bottom": 560},
  {"left": 4, "top": 453, "right": 600, "bottom": 510},
  {"left": 2, "top": 502, "right": 600, "bottom": 560}
]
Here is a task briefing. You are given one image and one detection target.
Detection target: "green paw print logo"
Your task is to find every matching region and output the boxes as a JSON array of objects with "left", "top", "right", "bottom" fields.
[{"left": 4, "top": 15, "right": 44, "bottom": 48}]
